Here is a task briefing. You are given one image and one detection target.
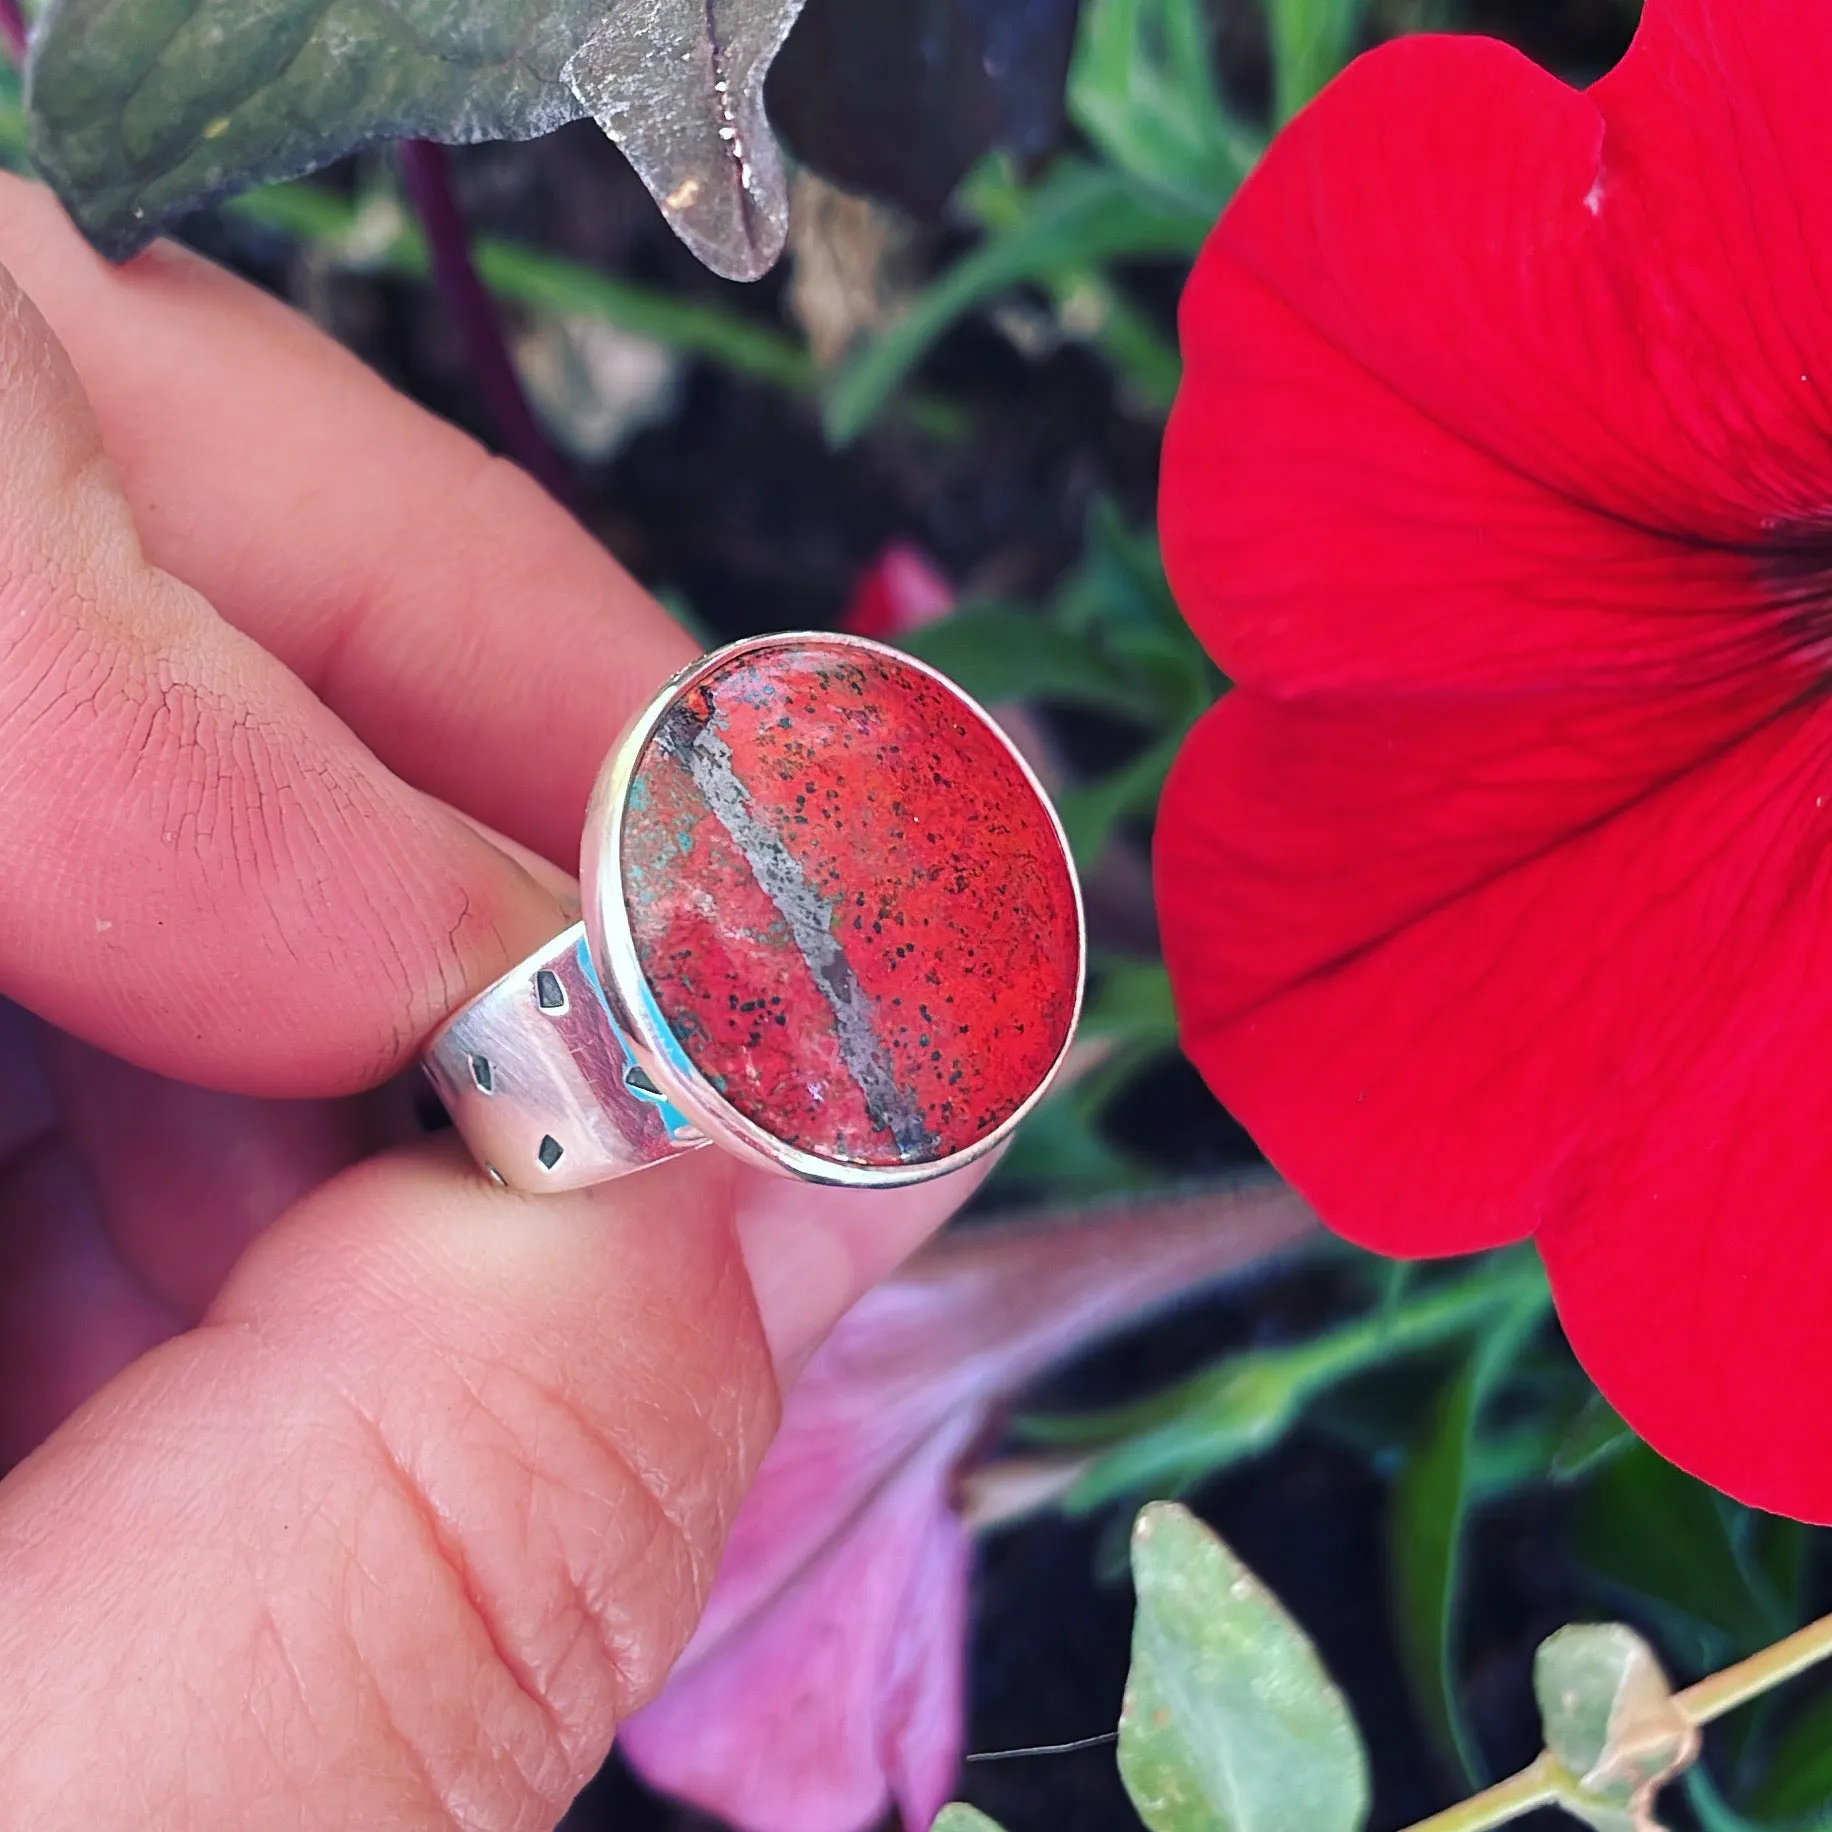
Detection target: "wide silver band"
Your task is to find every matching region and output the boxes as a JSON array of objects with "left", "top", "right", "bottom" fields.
[{"left": 421, "top": 921, "right": 706, "bottom": 1193}]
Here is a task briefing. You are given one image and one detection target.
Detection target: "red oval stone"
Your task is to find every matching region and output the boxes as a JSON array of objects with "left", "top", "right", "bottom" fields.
[{"left": 619, "top": 639, "right": 1081, "bottom": 1168}]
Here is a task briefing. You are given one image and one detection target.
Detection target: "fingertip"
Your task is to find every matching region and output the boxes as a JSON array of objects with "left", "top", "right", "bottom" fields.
[{"left": 732, "top": 1157, "right": 996, "bottom": 1379}]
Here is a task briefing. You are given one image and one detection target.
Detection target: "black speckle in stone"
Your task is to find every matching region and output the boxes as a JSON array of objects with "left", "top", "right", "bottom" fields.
[{"left": 537, "top": 1135, "right": 565, "bottom": 1171}]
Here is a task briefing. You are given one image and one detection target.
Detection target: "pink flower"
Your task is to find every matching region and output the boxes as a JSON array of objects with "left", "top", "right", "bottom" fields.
[
  {"left": 841, "top": 543, "right": 958, "bottom": 641},
  {"left": 618, "top": 1182, "right": 1315, "bottom": 1832}
]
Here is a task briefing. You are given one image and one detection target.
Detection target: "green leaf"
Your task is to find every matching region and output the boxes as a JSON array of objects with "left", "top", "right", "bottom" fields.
[
  {"left": 1388, "top": 1295, "right": 1547, "bottom": 1786},
  {"left": 1266, "top": 0, "right": 1364, "bottom": 123},
  {"left": 898, "top": 604, "right": 1162, "bottom": 721},
  {"left": 27, "top": 0, "right": 808, "bottom": 276},
  {"left": 222, "top": 179, "right": 818, "bottom": 393},
  {"left": 1051, "top": 1345, "right": 1312, "bottom": 1505},
  {"left": 559, "top": 0, "right": 808, "bottom": 280},
  {"left": 1573, "top": 1446, "right": 1800, "bottom": 1671},
  {"left": 993, "top": 1092, "right": 1150, "bottom": 1198},
  {"left": 0, "top": 54, "right": 26, "bottom": 172},
  {"left": 1067, "top": 0, "right": 1259, "bottom": 213},
  {"left": 1055, "top": 723, "right": 1193, "bottom": 870},
  {"left": 1121, "top": 1502, "right": 1370, "bottom": 1832},
  {"left": 1686, "top": 1768, "right": 1769, "bottom": 1832},
  {"left": 1550, "top": 1392, "right": 1638, "bottom": 1486},
  {"left": 30, "top": 0, "right": 591, "bottom": 254},
  {"left": 1055, "top": 497, "right": 1181, "bottom": 635},
  {"left": 1052, "top": 502, "right": 1218, "bottom": 713},
  {"left": 931, "top": 1809, "right": 1012, "bottom": 1832},
  {"left": 1682, "top": 1765, "right": 1827, "bottom": 1832},
  {"left": 1534, "top": 1624, "right": 1698, "bottom": 1832},
  {"left": 1749, "top": 1688, "right": 1832, "bottom": 1822},
  {"left": 1043, "top": 1253, "right": 1544, "bottom": 1509},
  {"left": 1079, "top": 958, "right": 1179, "bottom": 1049},
  {"left": 822, "top": 158, "right": 1213, "bottom": 445},
  {"left": 959, "top": 159, "right": 1184, "bottom": 413}
]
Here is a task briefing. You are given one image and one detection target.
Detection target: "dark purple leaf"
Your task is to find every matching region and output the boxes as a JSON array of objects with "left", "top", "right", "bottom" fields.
[{"left": 768, "top": 0, "right": 1083, "bottom": 219}]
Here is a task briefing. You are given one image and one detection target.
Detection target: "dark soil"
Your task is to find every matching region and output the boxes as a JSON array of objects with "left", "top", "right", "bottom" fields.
[{"left": 189, "top": 4, "right": 1652, "bottom": 1828}]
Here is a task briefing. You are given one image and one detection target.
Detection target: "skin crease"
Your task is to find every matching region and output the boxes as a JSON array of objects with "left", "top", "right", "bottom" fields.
[{"left": 0, "top": 173, "right": 984, "bottom": 1827}]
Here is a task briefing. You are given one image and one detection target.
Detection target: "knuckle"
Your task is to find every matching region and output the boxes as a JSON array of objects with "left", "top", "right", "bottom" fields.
[{"left": 319, "top": 1303, "right": 773, "bottom": 1824}]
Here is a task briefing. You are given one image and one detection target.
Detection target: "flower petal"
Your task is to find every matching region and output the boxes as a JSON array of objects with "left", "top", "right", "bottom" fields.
[
  {"left": 619, "top": 1192, "right": 1313, "bottom": 1827},
  {"left": 1534, "top": 761, "right": 1832, "bottom": 1523},
  {"left": 867, "top": 1472, "right": 971, "bottom": 1832},
  {"left": 1157, "top": 0, "right": 1832, "bottom": 1494},
  {"left": 1158, "top": 677, "right": 1822, "bottom": 1256},
  {"left": 617, "top": 1435, "right": 973, "bottom": 1832},
  {"left": 1164, "top": 4, "right": 1832, "bottom": 698},
  {"left": 681, "top": 1185, "right": 1314, "bottom": 1663},
  {"left": 842, "top": 543, "right": 957, "bottom": 640}
]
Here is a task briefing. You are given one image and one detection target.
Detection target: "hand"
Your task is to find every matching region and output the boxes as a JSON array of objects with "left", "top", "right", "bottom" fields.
[{"left": 0, "top": 174, "right": 978, "bottom": 1828}]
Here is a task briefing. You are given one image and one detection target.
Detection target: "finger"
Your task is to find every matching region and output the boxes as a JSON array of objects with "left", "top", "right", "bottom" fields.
[
  {"left": 0, "top": 1000, "right": 54, "bottom": 1164},
  {"left": 0, "top": 176, "right": 696, "bottom": 870},
  {"left": 0, "top": 254, "right": 565, "bottom": 1093},
  {"left": 0, "top": 1145, "right": 777, "bottom": 1827},
  {"left": 0, "top": 1132, "right": 182, "bottom": 1466},
  {"left": 732, "top": 1157, "right": 996, "bottom": 1378},
  {"left": 39, "top": 1028, "right": 367, "bottom": 1321},
  {"left": 0, "top": 1006, "right": 182, "bottom": 1467}
]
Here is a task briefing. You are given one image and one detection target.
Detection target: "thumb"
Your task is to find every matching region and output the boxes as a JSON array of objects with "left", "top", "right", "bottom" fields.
[
  {"left": 0, "top": 1146, "right": 774, "bottom": 1828},
  {"left": 0, "top": 1129, "right": 983, "bottom": 1827}
]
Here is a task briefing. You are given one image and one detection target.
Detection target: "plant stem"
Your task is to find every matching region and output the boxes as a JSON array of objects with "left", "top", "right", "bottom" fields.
[
  {"left": 1679, "top": 1608, "right": 1832, "bottom": 1725},
  {"left": 0, "top": 0, "right": 26, "bottom": 64},
  {"left": 959, "top": 161, "right": 1183, "bottom": 417},
  {"left": 396, "top": 139, "right": 570, "bottom": 503},
  {"left": 1395, "top": 1753, "right": 1566, "bottom": 1832},
  {"left": 1049, "top": 269, "right": 1182, "bottom": 414},
  {"left": 1039, "top": 1250, "right": 1547, "bottom": 1512},
  {"left": 228, "top": 181, "right": 818, "bottom": 395},
  {"left": 1395, "top": 1609, "right": 1832, "bottom": 1832},
  {"left": 223, "top": 179, "right": 968, "bottom": 443}
]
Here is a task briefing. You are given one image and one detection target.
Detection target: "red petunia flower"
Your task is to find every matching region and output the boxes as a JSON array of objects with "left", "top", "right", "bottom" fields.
[{"left": 1155, "top": 0, "right": 1832, "bottom": 1520}]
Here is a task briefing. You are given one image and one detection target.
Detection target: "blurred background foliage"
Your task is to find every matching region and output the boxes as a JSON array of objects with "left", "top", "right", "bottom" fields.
[{"left": 11, "top": 0, "right": 1832, "bottom": 1827}]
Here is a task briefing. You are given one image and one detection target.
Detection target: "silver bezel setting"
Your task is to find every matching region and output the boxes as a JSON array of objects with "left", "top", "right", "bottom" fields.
[{"left": 580, "top": 630, "right": 1087, "bottom": 1190}]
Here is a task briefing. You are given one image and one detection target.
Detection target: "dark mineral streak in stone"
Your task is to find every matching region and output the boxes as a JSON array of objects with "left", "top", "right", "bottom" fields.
[{"left": 654, "top": 697, "right": 941, "bottom": 1159}]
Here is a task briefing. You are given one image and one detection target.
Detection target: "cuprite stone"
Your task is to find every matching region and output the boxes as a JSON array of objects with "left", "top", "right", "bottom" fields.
[{"left": 619, "top": 640, "right": 1081, "bottom": 1167}]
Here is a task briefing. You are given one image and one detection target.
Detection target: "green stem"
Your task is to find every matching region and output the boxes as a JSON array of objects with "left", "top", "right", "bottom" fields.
[
  {"left": 1679, "top": 1610, "right": 1832, "bottom": 1725},
  {"left": 226, "top": 182, "right": 817, "bottom": 395},
  {"left": 226, "top": 179, "right": 968, "bottom": 440},
  {"left": 959, "top": 159, "right": 1183, "bottom": 415},
  {"left": 1395, "top": 1753, "right": 1565, "bottom": 1832},
  {"left": 1046, "top": 269, "right": 1181, "bottom": 412},
  {"left": 1300, "top": 1259, "right": 1545, "bottom": 1380},
  {"left": 1036, "top": 1253, "right": 1544, "bottom": 1505},
  {"left": 1394, "top": 1610, "right": 1832, "bottom": 1832}
]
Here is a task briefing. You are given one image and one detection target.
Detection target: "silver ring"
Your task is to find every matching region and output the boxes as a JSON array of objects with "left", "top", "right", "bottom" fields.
[{"left": 422, "top": 632, "right": 1086, "bottom": 1193}]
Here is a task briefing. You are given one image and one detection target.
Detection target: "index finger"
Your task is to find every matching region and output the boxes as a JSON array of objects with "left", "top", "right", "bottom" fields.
[
  {"left": 0, "top": 175, "right": 697, "bottom": 873},
  {"left": 0, "top": 252, "right": 565, "bottom": 1093}
]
